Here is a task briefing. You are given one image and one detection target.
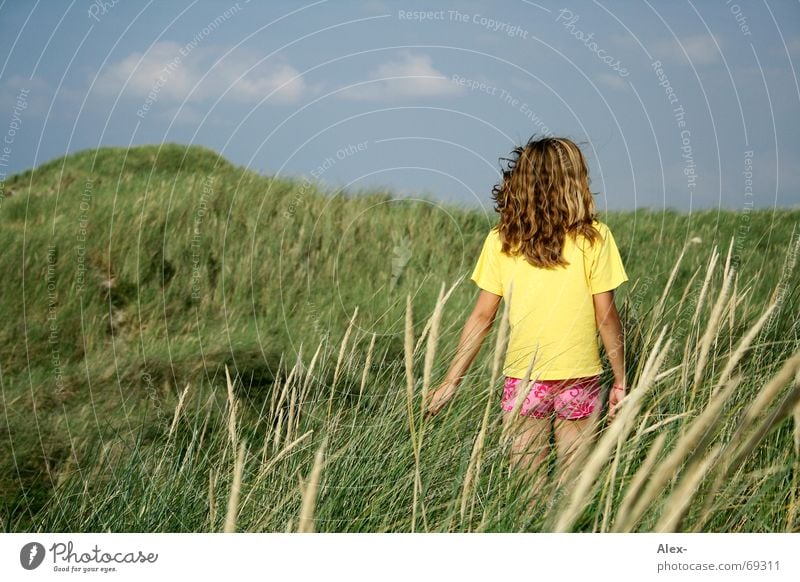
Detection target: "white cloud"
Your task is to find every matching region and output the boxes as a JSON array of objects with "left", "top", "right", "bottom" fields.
[
  {"left": 362, "top": 0, "right": 391, "bottom": 13},
  {"left": 94, "top": 41, "right": 314, "bottom": 105},
  {"left": 595, "top": 73, "right": 628, "bottom": 90},
  {"left": 652, "top": 33, "right": 722, "bottom": 66},
  {"left": 0, "top": 74, "right": 52, "bottom": 116},
  {"left": 337, "top": 52, "right": 465, "bottom": 101},
  {"left": 158, "top": 105, "right": 204, "bottom": 125}
]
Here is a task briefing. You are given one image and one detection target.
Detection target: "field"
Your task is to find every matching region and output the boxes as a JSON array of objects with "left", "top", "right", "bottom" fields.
[{"left": 1, "top": 143, "right": 799, "bottom": 532}]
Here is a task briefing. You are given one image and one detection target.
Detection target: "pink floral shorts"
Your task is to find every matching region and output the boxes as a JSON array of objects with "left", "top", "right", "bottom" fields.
[{"left": 501, "top": 375, "right": 601, "bottom": 420}]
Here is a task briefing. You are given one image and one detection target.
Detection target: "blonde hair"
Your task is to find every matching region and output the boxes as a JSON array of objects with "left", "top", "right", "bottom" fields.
[{"left": 491, "top": 135, "right": 601, "bottom": 268}]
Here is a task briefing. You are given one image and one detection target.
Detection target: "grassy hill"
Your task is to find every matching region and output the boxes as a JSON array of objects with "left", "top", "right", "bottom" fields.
[{"left": 1, "top": 143, "right": 799, "bottom": 532}]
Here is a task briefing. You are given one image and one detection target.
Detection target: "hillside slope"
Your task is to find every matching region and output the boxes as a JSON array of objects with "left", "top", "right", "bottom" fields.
[{"left": 1, "top": 143, "right": 799, "bottom": 530}]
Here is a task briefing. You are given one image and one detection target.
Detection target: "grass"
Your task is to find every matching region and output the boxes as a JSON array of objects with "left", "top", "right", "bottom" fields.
[{"left": 1, "top": 142, "right": 799, "bottom": 532}]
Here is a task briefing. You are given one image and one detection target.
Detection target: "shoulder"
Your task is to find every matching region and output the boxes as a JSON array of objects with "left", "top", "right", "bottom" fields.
[
  {"left": 591, "top": 219, "right": 610, "bottom": 237},
  {"left": 574, "top": 220, "right": 608, "bottom": 247},
  {"left": 486, "top": 225, "right": 502, "bottom": 247},
  {"left": 482, "top": 225, "right": 513, "bottom": 258}
]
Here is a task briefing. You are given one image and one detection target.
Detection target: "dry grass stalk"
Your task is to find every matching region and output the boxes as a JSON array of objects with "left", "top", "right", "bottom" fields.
[
  {"left": 738, "top": 350, "right": 800, "bottom": 432},
  {"left": 358, "top": 333, "right": 377, "bottom": 405},
  {"left": 713, "top": 302, "right": 777, "bottom": 394},
  {"left": 168, "top": 382, "right": 191, "bottom": 440},
  {"left": 676, "top": 265, "right": 701, "bottom": 316},
  {"left": 422, "top": 283, "right": 446, "bottom": 417},
  {"left": 345, "top": 331, "right": 361, "bottom": 377},
  {"left": 698, "top": 378, "right": 800, "bottom": 533},
  {"left": 329, "top": 307, "right": 359, "bottom": 417},
  {"left": 649, "top": 246, "right": 688, "bottom": 337},
  {"left": 694, "top": 352, "right": 800, "bottom": 531},
  {"left": 272, "top": 409, "right": 284, "bottom": 453},
  {"left": 460, "top": 397, "right": 492, "bottom": 525},
  {"left": 614, "top": 432, "right": 667, "bottom": 530},
  {"left": 692, "top": 259, "right": 733, "bottom": 394},
  {"left": 300, "top": 340, "right": 324, "bottom": 407},
  {"left": 639, "top": 412, "right": 693, "bottom": 436},
  {"left": 285, "top": 380, "right": 298, "bottom": 449},
  {"left": 208, "top": 468, "right": 217, "bottom": 530},
  {"left": 285, "top": 349, "right": 304, "bottom": 436},
  {"left": 269, "top": 353, "right": 285, "bottom": 421},
  {"left": 403, "top": 294, "right": 420, "bottom": 531},
  {"left": 404, "top": 294, "right": 417, "bottom": 443},
  {"left": 726, "top": 363, "right": 800, "bottom": 477},
  {"left": 679, "top": 246, "right": 719, "bottom": 390},
  {"left": 553, "top": 328, "right": 671, "bottom": 532},
  {"left": 789, "top": 379, "right": 800, "bottom": 531},
  {"left": 692, "top": 247, "right": 719, "bottom": 326},
  {"left": 275, "top": 364, "right": 297, "bottom": 418},
  {"left": 244, "top": 430, "right": 314, "bottom": 511},
  {"left": 794, "top": 396, "right": 800, "bottom": 459},
  {"left": 491, "top": 282, "right": 512, "bottom": 387},
  {"left": 460, "top": 286, "right": 512, "bottom": 525},
  {"left": 617, "top": 374, "right": 740, "bottom": 532},
  {"left": 600, "top": 414, "right": 627, "bottom": 532},
  {"left": 297, "top": 436, "right": 327, "bottom": 533},
  {"left": 224, "top": 365, "right": 238, "bottom": 452},
  {"left": 500, "top": 348, "right": 538, "bottom": 447},
  {"left": 197, "top": 392, "right": 215, "bottom": 453},
  {"left": 412, "top": 274, "right": 465, "bottom": 356},
  {"left": 223, "top": 439, "right": 247, "bottom": 533},
  {"left": 768, "top": 225, "right": 800, "bottom": 307},
  {"left": 655, "top": 444, "right": 722, "bottom": 532},
  {"left": 654, "top": 364, "right": 682, "bottom": 383},
  {"left": 727, "top": 274, "right": 738, "bottom": 341}
]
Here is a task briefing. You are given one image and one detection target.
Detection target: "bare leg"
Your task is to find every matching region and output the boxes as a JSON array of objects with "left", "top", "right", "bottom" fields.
[
  {"left": 553, "top": 415, "right": 599, "bottom": 491},
  {"left": 502, "top": 412, "right": 551, "bottom": 509}
]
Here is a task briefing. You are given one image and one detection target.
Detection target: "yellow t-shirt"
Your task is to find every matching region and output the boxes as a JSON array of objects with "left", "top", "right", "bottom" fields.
[{"left": 470, "top": 220, "right": 628, "bottom": 381}]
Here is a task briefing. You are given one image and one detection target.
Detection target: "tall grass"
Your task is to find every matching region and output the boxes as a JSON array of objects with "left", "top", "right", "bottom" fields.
[{"left": 1, "top": 144, "right": 799, "bottom": 532}]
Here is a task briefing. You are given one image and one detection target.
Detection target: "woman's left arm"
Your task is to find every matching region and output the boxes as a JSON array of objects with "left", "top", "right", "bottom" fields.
[{"left": 424, "top": 290, "right": 502, "bottom": 416}]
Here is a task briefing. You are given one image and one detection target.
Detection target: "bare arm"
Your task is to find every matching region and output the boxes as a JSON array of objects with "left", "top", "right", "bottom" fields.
[
  {"left": 442, "top": 290, "right": 502, "bottom": 386},
  {"left": 593, "top": 290, "right": 626, "bottom": 387},
  {"left": 425, "top": 290, "right": 501, "bottom": 416}
]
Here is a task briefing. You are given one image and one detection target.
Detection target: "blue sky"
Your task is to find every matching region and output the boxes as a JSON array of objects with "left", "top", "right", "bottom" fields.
[{"left": 1, "top": 0, "right": 799, "bottom": 211}]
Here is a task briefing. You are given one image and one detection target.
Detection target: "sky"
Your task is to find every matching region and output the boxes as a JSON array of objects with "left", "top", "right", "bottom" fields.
[{"left": 1, "top": 0, "right": 799, "bottom": 211}]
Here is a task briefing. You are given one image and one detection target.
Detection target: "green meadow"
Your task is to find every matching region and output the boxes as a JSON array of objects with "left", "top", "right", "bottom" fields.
[{"left": 1, "top": 143, "right": 798, "bottom": 532}]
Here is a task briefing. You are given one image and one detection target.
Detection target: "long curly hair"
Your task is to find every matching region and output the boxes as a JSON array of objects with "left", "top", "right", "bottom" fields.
[{"left": 491, "top": 135, "right": 601, "bottom": 268}]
